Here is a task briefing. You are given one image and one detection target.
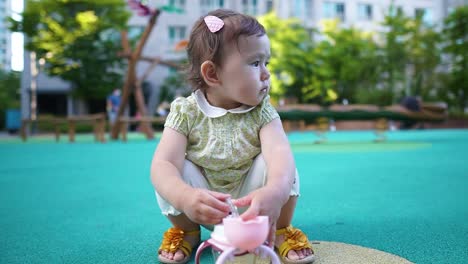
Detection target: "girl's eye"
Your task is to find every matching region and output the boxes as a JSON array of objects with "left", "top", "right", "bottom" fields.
[
  {"left": 252, "top": 61, "right": 260, "bottom": 67},
  {"left": 265, "top": 61, "right": 270, "bottom": 66}
]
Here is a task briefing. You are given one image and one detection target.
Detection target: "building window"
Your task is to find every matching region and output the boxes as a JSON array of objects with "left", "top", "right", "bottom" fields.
[
  {"left": 305, "top": 0, "right": 313, "bottom": 17},
  {"left": 389, "top": 5, "right": 404, "bottom": 16},
  {"left": 358, "top": 3, "right": 372, "bottom": 21},
  {"left": 168, "top": 26, "right": 186, "bottom": 44},
  {"left": 168, "top": 0, "right": 186, "bottom": 11},
  {"left": 323, "top": 2, "right": 345, "bottom": 21},
  {"left": 200, "top": 0, "right": 224, "bottom": 15},
  {"left": 292, "top": 0, "right": 313, "bottom": 18},
  {"left": 266, "top": 0, "right": 274, "bottom": 13},
  {"left": 415, "top": 8, "right": 433, "bottom": 25},
  {"left": 242, "top": 0, "right": 258, "bottom": 16}
]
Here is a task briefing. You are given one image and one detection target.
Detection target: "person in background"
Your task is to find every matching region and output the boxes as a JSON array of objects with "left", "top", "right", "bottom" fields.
[
  {"left": 107, "top": 89, "right": 121, "bottom": 124},
  {"left": 399, "top": 96, "right": 424, "bottom": 129}
]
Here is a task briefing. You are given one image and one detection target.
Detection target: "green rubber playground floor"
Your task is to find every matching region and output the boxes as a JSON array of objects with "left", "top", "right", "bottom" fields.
[{"left": 0, "top": 129, "right": 467, "bottom": 263}]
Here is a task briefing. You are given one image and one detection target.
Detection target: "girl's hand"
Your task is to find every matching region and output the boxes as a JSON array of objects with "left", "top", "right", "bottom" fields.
[
  {"left": 182, "top": 189, "right": 231, "bottom": 226},
  {"left": 233, "top": 187, "right": 283, "bottom": 247}
]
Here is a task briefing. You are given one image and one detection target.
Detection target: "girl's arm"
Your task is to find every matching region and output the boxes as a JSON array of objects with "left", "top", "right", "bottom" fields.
[
  {"left": 235, "top": 118, "right": 295, "bottom": 217},
  {"left": 259, "top": 118, "right": 295, "bottom": 204},
  {"left": 235, "top": 118, "right": 295, "bottom": 245},
  {"left": 150, "top": 127, "right": 189, "bottom": 210},
  {"left": 150, "top": 127, "right": 231, "bottom": 224}
]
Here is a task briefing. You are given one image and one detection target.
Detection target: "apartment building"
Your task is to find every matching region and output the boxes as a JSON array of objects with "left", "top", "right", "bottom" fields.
[
  {"left": 21, "top": 0, "right": 465, "bottom": 118},
  {"left": 0, "top": 0, "right": 11, "bottom": 70}
]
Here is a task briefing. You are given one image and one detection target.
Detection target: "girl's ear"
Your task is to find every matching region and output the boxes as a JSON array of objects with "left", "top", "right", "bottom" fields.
[{"left": 200, "top": 60, "right": 221, "bottom": 87}]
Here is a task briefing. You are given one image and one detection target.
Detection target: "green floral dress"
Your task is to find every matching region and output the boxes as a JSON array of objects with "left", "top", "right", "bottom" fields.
[{"left": 164, "top": 90, "right": 279, "bottom": 193}]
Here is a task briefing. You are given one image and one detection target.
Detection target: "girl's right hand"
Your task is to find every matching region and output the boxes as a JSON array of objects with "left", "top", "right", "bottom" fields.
[{"left": 182, "top": 189, "right": 231, "bottom": 225}]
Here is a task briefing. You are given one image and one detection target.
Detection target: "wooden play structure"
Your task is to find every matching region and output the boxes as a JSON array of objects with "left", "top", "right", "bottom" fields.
[
  {"left": 20, "top": 1, "right": 184, "bottom": 143},
  {"left": 110, "top": 1, "right": 184, "bottom": 140},
  {"left": 118, "top": 116, "right": 166, "bottom": 142}
]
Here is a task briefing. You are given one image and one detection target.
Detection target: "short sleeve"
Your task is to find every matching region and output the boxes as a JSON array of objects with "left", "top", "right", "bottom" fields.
[
  {"left": 259, "top": 96, "right": 280, "bottom": 127},
  {"left": 164, "top": 97, "right": 191, "bottom": 136}
]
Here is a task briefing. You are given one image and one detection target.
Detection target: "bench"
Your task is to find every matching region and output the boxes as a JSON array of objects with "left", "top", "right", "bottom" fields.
[
  {"left": 21, "top": 113, "right": 106, "bottom": 143},
  {"left": 277, "top": 103, "right": 447, "bottom": 142}
]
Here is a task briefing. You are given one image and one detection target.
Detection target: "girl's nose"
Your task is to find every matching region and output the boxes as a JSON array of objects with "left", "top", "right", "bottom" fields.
[{"left": 261, "top": 68, "right": 270, "bottom": 81}]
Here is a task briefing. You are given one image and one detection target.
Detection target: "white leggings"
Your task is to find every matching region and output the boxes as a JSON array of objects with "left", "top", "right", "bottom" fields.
[{"left": 155, "top": 154, "right": 300, "bottom": 216}]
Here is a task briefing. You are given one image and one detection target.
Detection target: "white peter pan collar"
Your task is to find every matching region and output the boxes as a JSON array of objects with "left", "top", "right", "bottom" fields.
[{"left": 194, "top": 89, "right": 256, "bottom": 118}]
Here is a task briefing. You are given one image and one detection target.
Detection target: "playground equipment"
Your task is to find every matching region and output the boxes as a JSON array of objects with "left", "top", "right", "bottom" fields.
[
  {"left": 110, "top": 0, "right": 185, "bottom": 140},
  {"left": 195, "top": 199, "right": 280, "bottom": 264},
  {"left": 118, "top": 116, "right": 165, "bottom": 142}
]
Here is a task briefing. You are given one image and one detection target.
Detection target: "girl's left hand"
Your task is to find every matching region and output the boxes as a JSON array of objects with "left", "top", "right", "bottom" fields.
[{"left": 233, "top": 187, "right": 283, "bottom": 247}]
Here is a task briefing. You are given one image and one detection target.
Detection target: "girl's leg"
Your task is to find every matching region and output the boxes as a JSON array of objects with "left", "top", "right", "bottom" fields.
[
  {"left": 156, "top": 160, "right": 208, "bottom": 262},
  {"left": 276, "top": 196, "right": 314, "bottom": 261},
  {"left": 276, "top": 195, "right": 297, "bottom": 229},
  {"left": 237, "top": 154, "right": 312, "bottom": 260},
  {"left": 159, "top": 213, "right": 201, "bottom": 262}
]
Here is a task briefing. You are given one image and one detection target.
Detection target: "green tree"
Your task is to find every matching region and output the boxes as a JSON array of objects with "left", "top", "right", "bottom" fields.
[
  {"left": 258, "top": 13, "right": 337, "bottom": 104},
  {"left": 406, "top": 12, "right": 441, "bottom": 100},
  {"left": 9, "top": 0, "right": 130, "bottom": 102},
  {"left": 378, "top": 6, "right": 443, "bottom": 105},
  {"left": 442, "top": 6, "right": 468, "bottom": 112},
  {"left": 0, "top": 70, "right": 20, "bottom": 129},
  {"left": 379, "top": 6, "right": 412, "bottom": 104},
  {"left": 318, "top": 20, "right": 380, "bottom": 104}
]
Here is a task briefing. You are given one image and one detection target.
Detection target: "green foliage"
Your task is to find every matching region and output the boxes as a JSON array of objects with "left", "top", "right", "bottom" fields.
[
  {"left": 318, "top": 20, "right": 380, "bottom": 104},
  {"left": 0, "top": 70, "right": 20, "bottom": 108},
  {"left": 9, "top": 0, "right": 131, "bottom": 101},
  {"left": 0, "top": 70, "right": 21, "bottom": 129},
  {"left": 380, "top": 6, "right": 442, "bottom": 103},
  {"left": 379, "top": 6, "right": 411, "bottom": 100},
  {"left": 406, "top": 18, "right": 441, "bottom": 99},
  {"left": 258, "top": 9, "right": 448, "bottom": 107},
  {"left": 355, "top": 88, "right": 394, "bottom": 107},
  {"left": 259, "top": 13, "right": 337, "bottom": 104},
  {"left": 442, "top": 6, "right": 468, "bottom": 112}
]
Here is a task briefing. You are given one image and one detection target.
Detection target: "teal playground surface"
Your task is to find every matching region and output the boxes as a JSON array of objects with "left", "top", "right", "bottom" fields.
[{"left": 0, "top": 129, "right": 467, "bottom": 263}]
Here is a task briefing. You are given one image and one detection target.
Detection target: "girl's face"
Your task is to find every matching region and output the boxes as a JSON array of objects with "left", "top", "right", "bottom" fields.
[{"left": 209, "top": 34, "right": 271, "bottom": 109}]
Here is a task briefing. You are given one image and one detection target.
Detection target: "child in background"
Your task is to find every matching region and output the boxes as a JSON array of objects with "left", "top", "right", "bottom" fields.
[{"left": 151, "top": 9, "right": 315, "bottom": 264}]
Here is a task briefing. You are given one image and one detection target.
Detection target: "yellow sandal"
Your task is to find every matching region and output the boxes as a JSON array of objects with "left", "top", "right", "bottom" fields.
[
  {"left": 158, "top": 228, "right": 200, "bottom": 264},
  {"left": 276, "top": 225, "right": 316, "bottom": 264}
]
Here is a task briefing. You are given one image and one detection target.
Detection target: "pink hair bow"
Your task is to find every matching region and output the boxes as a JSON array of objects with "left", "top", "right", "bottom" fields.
[{"left": 204, "top": 15, "right": 224, "bottom": 33}]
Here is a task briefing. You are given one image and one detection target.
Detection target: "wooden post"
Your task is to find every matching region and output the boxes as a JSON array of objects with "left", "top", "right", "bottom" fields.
[
  {"left": 99, "top": 117, "right": 106, "bottom": 143},
  {"left": 92, "top": 119, "right": 98, "bottom": 142},
  {"left": 374, "top": 118, "right": 389, "bottom": 142},
  {"left": 21, "top": 120, "right": 28, "bottom": 142},
  {"left": 69, "top": 120, "right": 75, "bottom": 143},
  {"left": 315, "top": 117, "right": 329, "bottom": 144},
  {"left": 120, "top": 120, "right": 128, "bottom": 142},
  {"left": 54, "top": 120, "right": 60, "bottom": 142}
]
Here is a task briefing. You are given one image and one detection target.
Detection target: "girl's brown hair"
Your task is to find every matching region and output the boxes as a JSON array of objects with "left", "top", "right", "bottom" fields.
[{"left": 186, "top": 9, "right": 266, "bottom": 91}]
